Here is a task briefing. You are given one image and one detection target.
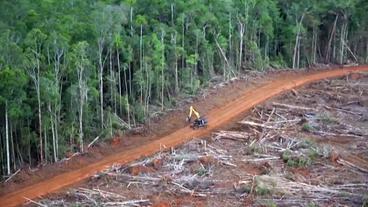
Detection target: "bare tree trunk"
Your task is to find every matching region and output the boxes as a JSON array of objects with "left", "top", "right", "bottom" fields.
[
  {"left": 215, "top": 34, "right": 231, "bottom": 70},
  {"left": 109, "top": 50, "right": 116, "bottom": 114},
  {"left": 366, "top": 40, "right": 368, "bottom": 63},
  {"left": 54, "top": 50, "right": 62, "bottom": 161},
  {"left": 79, "top": 95, "right": 84, "bottom": 153},
  {"left": 10, "top": 122, "right": 15, "bottom": 171},
  {"left": 139, "top": 24, "right": 143, "bottom": 105},
  {"left": 122, "top": 59, "right": 131, "bottom": 126},
  {"left": 51, "top": 115, "right": 56, "bottom": 162},
  {"left": 78, "top": 60, "right": 88, "bottom": 153},
  {"left": 238, "top": 18, "right": 244, "bottom": 71},
  {"left": 55, "top": 111, "right": 59, "bottom": 160},
  {"left": 171, "top": 3, "right": 174, "bottom": 26},
  {"left": 195, "top": 32, "right": 198, "bottom": 77},
  {"left": 78, "top": 83, "right": 87, "bottom": 153},
  {"left": 117, "top": 49, "right": 122, "bottom": 116},
  {"left": 339, "top": 19, "right": 348, "bottom": 64},
  {"left": 49, "top": 104, "right": 57, "bottom": 162},
  {"left": 5, "top": 101, "right": 10, "bottom": 175},
  {"left": 144, "top": 62, "right": 148, "bottom": 115},
  {"left": 312, "top": 28, "right": 317, "bottom": 64},
  {"left": 293, "top": 13, "right": 305, "bottom": 69},
  {"left": 98, "top": 42, "right": 104, "bottom": 129},
  {"left": 44, "top": 125, "right": 47, "bottom": 163},
  {"left": 130, "top": 6, "right": 134, "bottom": 36},
  {"left": 265, "top": 36, "right": 269, "bottom": 59},
  {"left": 182, "top": 14, "right": 185, "bottom": 70},
  {"left": 172, "top": 32, "right": 179, "bottom": 93},
  {"left": 297, "top": 36, "right": 301, "bottom": 68},
  {"left": 228, "top": 12, "right": 232, "bottom": 67},
  {"left": 325, "top": 14, "right": 338, "bottom": 63},
  {"left": 36, "top": 72, "right": 43, "bottom": 163},
  {"left": 161, "top": 30, "right": 165, "bottom": 110}
]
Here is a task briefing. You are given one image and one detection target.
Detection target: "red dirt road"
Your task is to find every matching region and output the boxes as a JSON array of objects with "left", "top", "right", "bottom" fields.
[{"left": 1, "top": 66, "right": 367, "bottom": 207}]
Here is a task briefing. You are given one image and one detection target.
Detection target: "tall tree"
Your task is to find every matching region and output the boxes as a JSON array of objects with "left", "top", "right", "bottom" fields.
[{"left": 24, "top": 28, "right": 47, "bottom": 163}]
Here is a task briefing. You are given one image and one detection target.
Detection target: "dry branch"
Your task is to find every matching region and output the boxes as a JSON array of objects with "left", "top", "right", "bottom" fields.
[
  {"left": 87, "top": 136, "right": 100, "bottom": 148},
  {"left": 239, "top": 121, "right": 279, "bottom": 129},
  {"left": 214, "top": 130, "right": 250, "bottom": 141},
  {"left": 103, "top": 199, "right": 150, "bottom": 206},
  {"left": 323, "top": 104, "right": 362, "bottom": 116},
  {"left": 272, "top": 102, "right": 316, "bottom": 111},
  {"left": 337, "top": 158, "right": 368, "bottom": 173},
  {"left": 24, "top": 197, "right": 47, "bottom": 207},
  {"left": 4, "top": 169, "right": 20, "bottom": 183}
]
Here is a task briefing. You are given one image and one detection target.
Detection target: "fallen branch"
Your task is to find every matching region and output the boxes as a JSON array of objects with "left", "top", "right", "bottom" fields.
[
  {"left": 88, "top": 136, "right": 100, "bottom": 148},
  {"left": 171, "top": 181, "right": 207, "bottom": 197},
  {"left": 60, "top": 152, "right": 80, "bottom": 162},
  {"left": 337, "top": 158, "right": 368, "bottom": 173},
  {"left": 239, "top": 121, "right": 279, "bottom": 129},
  {"left": 214, "top": 131, "right": 250, "bottom": 141},
  {"left": 103, "top": 199, "right": 150, "bottom": 206},
  {"left": 243, "top": 156, "right": 279, "bottom": 162},
  {"left": 323, "top": 105, "right": 362, "bottom": 116},
  {"left": 272, "top": 102, "right": 316, "bottom": 111},
  {"left": 5, "top": 169, "right": 21, "bottom": 183},
  {"left": 24, "top": 197, "right": 47, "bottom": 207}
]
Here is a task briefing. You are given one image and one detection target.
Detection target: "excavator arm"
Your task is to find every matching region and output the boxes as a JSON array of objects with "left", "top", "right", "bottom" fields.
[{"left": 188, "top": 105, "right": 200, "bottom": 121}]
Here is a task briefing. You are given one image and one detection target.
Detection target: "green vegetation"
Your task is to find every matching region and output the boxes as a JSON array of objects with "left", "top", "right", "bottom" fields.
[
  {"left": 307, "top": 202, "right": 319, "bottom": 207},
  {"left": 302, "top": 123, "right": 315, "bottom": 132},
  {"left": 245, "top": 143, "right": 264, "bottom": 155},
  {"left": 255, "top": 176, "right": 276, "bottom": 196},
  {"left": 282, "top": 150, "right": 312, "bottom": 168},
  {"left": 281, "top": 139, "right": 324, "bottom": 168},
  {"left": 1, "top": 0, "right": 368, "bottom": 178},
  {"left": 318, "top": 113, "right": 338, "bottom": 125}
]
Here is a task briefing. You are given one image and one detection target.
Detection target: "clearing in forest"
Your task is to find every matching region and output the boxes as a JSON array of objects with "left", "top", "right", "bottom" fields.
[{"left": 34, "top": 73, "right": 368, "bottom": 206}]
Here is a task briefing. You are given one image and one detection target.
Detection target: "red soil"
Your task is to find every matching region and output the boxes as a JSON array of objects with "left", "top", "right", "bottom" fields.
[{"left": 0, "top": 65, "right": 367, "bottom": 207}]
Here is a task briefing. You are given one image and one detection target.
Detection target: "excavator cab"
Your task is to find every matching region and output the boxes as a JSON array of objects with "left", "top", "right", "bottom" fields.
[
  {"left": 191, "top": 117, "right": 208, "bottom": 129},
  {"left": 187, "top": 106, "right": 208, "bottom": 129}
]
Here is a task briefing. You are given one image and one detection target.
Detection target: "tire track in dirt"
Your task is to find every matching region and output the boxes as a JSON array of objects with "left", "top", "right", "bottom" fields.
[{"left": 1, "top": 66, "right": 367, "bottom": 207}]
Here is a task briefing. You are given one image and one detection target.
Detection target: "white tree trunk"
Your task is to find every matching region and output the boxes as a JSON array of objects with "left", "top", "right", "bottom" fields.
[
  {"left": 312, "top": 28, "right": 317, "bottom": 64},
  {"left": 228, "top": 12, "right": 232, "bottom": 66},
  {"left": 55, "top": 112, "right": 59, "bottom": 159},
  {"left": 5, "top": 101, "right": 10, "bottom": 175},
  {"left": 79, "top": 95, "right": 84, "bottom": 153},
  {"left": 172, "top": 33, "right": 178, "bottom": 93},
  {"left": 117, "top": 49, "right": 122, "bottom": 116},
  {"left": 44, "top": 125, "right": 47, "bottom": 162},
  {"left": 215, "top": 35, "right": 230, "bottom": 69},
  {"left": 77, "top": 58, "right": 87, "bottom": 152},
  {"left": 293, "top": 13, "right": 305, "bottom": 69},
  {"left": 161, "top": 31, "right": 165, "bottom": 110},
  {"left": 139, "top": 24, "right": 143, "bottom": 105},
  {"left": 182, "top": 15, "right": 185, "bottom": 70},
  {"left": 49, "top": 104, "right": 57, "bottom": 162},
  {"left": 366, "top": 41, "right": 368, "bottom": 63},
  {"left": 36, "top": 74, "right": 43, "bottom": 163},
  {"left": 109, "top": 51, "right": 115, "bottom": 114},
  {"left": 130, "top": 7, "right": 133, "bottom": 35},
  {"left": 238, "top": 19, "right": 244, "bottom": 71},
  {"left": 339, "top": 20, "right": 348, "bottom": 64},
  {"left": 98, "top": 40, "right": 105, "bottom": 129},
  {"left": 326, "top": 15, "right": 338, "bottom": 63}
]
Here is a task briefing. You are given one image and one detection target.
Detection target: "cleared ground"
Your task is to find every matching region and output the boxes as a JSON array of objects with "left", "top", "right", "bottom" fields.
[
  {"left": 0, "top": 66, "right": 367, "bottom": 207},
  {"left": 37, "top": 72, "right": 368, "bottom": 207}
]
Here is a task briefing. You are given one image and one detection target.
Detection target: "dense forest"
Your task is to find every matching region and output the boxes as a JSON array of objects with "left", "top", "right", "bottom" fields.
[{"left": 0, "top": 0, "right": 367, "bottom": 178}]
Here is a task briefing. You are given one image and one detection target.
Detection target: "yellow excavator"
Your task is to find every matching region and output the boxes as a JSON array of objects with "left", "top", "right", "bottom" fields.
[{"left": 186, "top": 106, "right": 208, "bottom": 129}]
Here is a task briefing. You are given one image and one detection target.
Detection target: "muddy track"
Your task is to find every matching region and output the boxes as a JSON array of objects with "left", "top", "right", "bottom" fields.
[{"left": 1, "top": 66, "right": 367, "bottom": 207}]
